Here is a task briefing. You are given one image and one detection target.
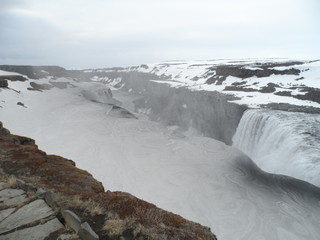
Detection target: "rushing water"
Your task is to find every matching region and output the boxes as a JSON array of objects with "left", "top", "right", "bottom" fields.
[{"left": 232, "top": 109, "right": 320, "bottom": 187}]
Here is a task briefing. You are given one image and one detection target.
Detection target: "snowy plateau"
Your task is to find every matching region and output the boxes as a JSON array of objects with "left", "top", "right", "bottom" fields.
[{"left": 0, "top": 59, "right": 320, "bottom": 240}]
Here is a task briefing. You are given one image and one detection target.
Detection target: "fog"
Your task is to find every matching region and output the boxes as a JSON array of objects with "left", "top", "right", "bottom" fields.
[{"left": 1, "top": 0, "right": 319, "bottom": 68}]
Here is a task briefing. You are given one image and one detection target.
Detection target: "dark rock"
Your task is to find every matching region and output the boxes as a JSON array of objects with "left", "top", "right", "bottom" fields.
[
  {"left": 27, "top": 87, "right": 42, "bottom": 92},
  {"left": 224, "top": 86, "right": 257, "bottom": 92},
  {"left": 16, "top": 179, "right": 27, "bottom": 189},
  {"left": 275, "top": 91, "right": 292, "bottom": 96},
  {"left": 0, "top": 122, "right": 10, "bottom": 135},
  {"left": 140, "top": 64, "right": 148, "bottom": 69},
  {"left": 0, "top": 79, "right": 8, "bottom": 88},
  {"left": 206, "top": 75, "right": 226, "bottom": 85},
  {"left": 260, "top": 83, "right": 279, "bottom": 93},
  {"left": 16, "top": 179, "right": 38, "bottom": 192},
  {"left": 109, "top": 105, "right": 137, "bottom": 119},
  {"left": 0, "top": 65, "right": 68, "bottom": 79},
  {"left": 44, "top": 191, "right": 60, "bottom": 210},
  {"left": 294, "top": 88, "right": 320, "bottom": 104},
  {"left": 36, "top": 188, "right": 47, "bottom": 198},
  {"left": 231, "top": 81, "right": 247, "bottom": 86},
  {"left": 29, "top": 82, "right": 54, "bottom": 91},
  {"left": 215, "top": 65, "right": 301, "bottom": 79},
  {"left": 206, "top": 76, "right": 218, "bottom": 84},
  {"left": 261, "top": 102, "right": 320, "bottom": 114},
  {"left": 17, "top": 102, "right": 26, "bottom": 108},
  {"left": 0, "top": 75, "right": 28, "bottom": 82},
  {"left": 13, "top": 136, "right": 35, "bottom": 145}
]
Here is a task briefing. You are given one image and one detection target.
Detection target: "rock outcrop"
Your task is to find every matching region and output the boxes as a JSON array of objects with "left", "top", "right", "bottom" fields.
[
  {"left": 0, "top": 80, "right": 8, "bottom": 88},
  {"left": 0, "top": 122, "right": 217, "bottom": 240}
]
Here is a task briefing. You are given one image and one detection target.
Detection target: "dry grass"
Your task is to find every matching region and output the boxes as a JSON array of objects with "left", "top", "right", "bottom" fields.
[
  {"left": 69, "top": 233, "right": 80, "bottom": 240},
  {"left": 26, "top": 190, "right": 38, "bottom": 201},
  {"left": 133, "top": 206, "right": 164, "bottom": 225},
  {"left": 161, "top": 212, "right": 185, "bottom": 228},
  {"left": 102, "top": 219, "right": 127, "bottom": 236},
  {"left": 57, "top": 194, "right": 84, "bottom": 207},
  {"left": 7, "top": 176, "right": 17, "bottom": 187},
  {"left": 75, "top": 197, "right": 104, "bottom": 215},
  {"left": 84, "top": 199, "right": 104, "bottom": 215},
  {"left": 105, "top": 211, "right": 119, "bottom": 220},
  {"left": 70, "top": 195, "right": 83, "bottom": 206},
  {"left": 56, "top": 193, "right": 104, "bottom": 216}
]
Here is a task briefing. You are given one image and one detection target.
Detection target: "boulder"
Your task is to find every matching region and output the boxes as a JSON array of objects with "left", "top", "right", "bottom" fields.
[
  {"left": 78, "top": 222, "right": 99, "bottom": 240},
  {"left": 0, "top": 79, "right": 8, "bottom": 88},
  {"left": 61, "top": 210, "right": 81, "bottom": 233}
]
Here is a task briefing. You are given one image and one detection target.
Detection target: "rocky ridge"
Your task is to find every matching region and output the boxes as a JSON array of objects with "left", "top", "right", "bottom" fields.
[{"left": 0, "top": 122, "right": 217, "bottom": 240}]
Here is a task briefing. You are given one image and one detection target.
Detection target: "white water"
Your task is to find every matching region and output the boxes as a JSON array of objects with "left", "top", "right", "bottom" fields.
[{"left": 233, "top": 109, "right": 320, "bottom": 187}]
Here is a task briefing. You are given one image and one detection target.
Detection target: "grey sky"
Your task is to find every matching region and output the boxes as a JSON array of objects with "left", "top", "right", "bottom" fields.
[{"left": 0, "top": 0, "right": 319, "bottom": 68}]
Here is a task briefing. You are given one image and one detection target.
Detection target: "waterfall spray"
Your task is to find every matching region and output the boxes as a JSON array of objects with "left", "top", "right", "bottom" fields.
[{"left": 232, "top": 109, "right": 320, "bottom": 187}]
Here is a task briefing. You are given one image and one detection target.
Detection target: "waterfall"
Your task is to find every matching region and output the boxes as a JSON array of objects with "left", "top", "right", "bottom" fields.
[{"left": 232, "top": 109, "right": 320, "bottom": 187}]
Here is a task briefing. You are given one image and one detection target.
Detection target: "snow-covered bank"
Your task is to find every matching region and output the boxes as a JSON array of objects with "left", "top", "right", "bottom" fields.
[
  {"left": 1, "top": 76, "right": 320, "bottom": 240},
  {"left": 92, "top": 59, "right": 320, "bottom": 110}
]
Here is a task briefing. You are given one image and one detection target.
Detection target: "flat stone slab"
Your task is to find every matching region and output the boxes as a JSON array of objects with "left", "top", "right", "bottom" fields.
[
  {"left": 0, "top": 218, "right": 63, "bottom": 240},
  {"left": 0, "top": 188, "right": 25, "bottom": 200},
  {"left": 1, "top": 194, "right": 27, "bottom": 207},
  {"left": 0, "top": 199, "right": 54, "bottom": 234},
  {"left": 0, "top": 189, "right": 27, "bottom": 207},
  {"left": 0, "top": 209, "right": 15, "bottom": 222}
]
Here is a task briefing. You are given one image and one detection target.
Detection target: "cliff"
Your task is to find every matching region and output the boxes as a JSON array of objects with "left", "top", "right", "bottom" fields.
[{"left": 0, "top": 122, "right": 217, "bottom": 240}]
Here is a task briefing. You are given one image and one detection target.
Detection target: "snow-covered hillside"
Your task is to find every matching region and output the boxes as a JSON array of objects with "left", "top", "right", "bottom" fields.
[{"left": 88, "top": 59, "right": 320, "bottom": 111}]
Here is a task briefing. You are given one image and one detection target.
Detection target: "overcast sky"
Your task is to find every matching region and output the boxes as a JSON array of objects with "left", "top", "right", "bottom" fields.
[{"left": 0, "top": 0, "right": 319, "bottom": 68}]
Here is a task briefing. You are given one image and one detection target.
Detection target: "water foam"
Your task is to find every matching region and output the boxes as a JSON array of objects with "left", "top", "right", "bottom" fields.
[{"left": 232, "top": 109, "right": 320, "bottom": 187}]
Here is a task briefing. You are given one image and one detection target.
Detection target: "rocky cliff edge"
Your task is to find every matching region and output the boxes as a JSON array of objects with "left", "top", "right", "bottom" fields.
[{"left": 0, "top": 122, "right": 217, "bottom": 240}]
